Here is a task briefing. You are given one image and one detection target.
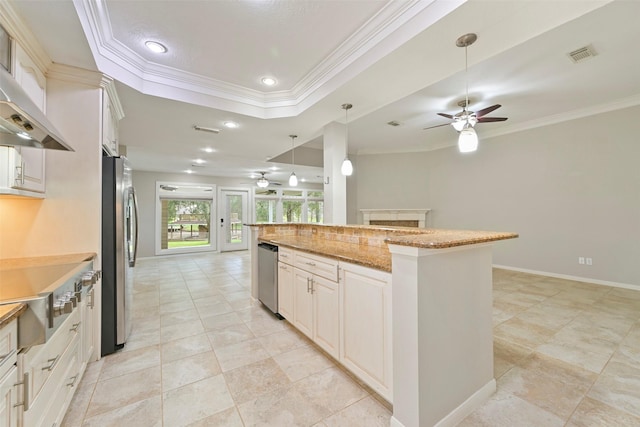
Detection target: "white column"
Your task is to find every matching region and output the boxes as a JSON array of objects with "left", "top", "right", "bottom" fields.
[
  {"left": 322, "top": 121, "right": 347, "bottom": 224},
  {"left": 389, "top": 243, "right": 496, "bottom": 427}
]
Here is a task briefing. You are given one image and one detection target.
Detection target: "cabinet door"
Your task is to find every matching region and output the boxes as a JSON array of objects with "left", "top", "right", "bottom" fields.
[
  {"left": 82, "top": 287, "right": 95, "bottom": 364},
  {"left": 312, "top": 275, "right": 340, "bottom": 359},
  {"left": 293, "top": 268, "right": 313, "bottom": 339},
  {"left": 15, "top": 147, "right": 45, "bottom": 193},
  {"left": 12, "top": 42, "right": 46, "bottom": 111},
  {"left": 277, "top": 262, "right": 294, "bottom": 321},
  {"left": 340, "top": 262, "right": 392, "bottom": 401},
  {"left": 0, "top": 366, "right": 17, "bottom": 427}
]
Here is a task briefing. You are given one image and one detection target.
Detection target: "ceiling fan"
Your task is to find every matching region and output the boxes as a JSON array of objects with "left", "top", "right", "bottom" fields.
[
  {"left": 252, "top": 172, "right": 281, "bottom": 188},
  {"left": 423, "top": 99, "right": 508, "bottom": 132},
  {"left": 423, "top": 33, "right": 508, "bottom": 152}
]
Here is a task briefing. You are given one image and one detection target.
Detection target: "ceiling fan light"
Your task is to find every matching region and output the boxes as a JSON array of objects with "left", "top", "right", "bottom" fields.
[
  {"left": 458, "top": 126, "right": 478, "bottom": 153},
  {"left": 452, "top": 119, "right": 466, "bottom": 132},
  {"left": 289, "top": 172, "right": 298, "bottom": 187},
  {"left": 256, "top": 172, "right": 269, "bottom": 188},
  {"left": 341, "top": 157, "right": 353, "bottom": 176}
]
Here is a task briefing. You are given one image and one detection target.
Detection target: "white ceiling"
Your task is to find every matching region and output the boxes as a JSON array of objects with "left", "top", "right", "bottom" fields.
[{"left": 10, "top": 0, "right": 640, "bottom": 185}]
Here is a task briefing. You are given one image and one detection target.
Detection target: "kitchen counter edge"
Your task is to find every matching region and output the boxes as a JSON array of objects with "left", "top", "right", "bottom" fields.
[{"left": 0, "top": 303, "right": 27, "bottom": 328}]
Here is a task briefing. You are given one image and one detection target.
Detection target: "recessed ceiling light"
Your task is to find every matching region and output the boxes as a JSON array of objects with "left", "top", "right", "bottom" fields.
[
  {"left": 145, "top": 40, "right": 167, "bottom": 53},
  {"left": 202, "top": 147, "right": 214, "bottom": 153},
  {"left": 193, "top": 159, "right": 205, "bottom": 164},
  {"left": 261, "top": 77, "right": 277, "bottom": 86},
  {"left": 185, "top": 169, "right": 194, "bottom": 174},
  {"left": 223, "top": 121, "right": 239, "bottom": 129}
]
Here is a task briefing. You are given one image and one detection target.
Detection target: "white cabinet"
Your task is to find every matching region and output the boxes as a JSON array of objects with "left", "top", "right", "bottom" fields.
[
  {"left": 0, "top": 319, "right": 18, "bottom": 427},
  {"left": 339, "top": 261, "right": 393, "bottom": 401},
  {"left": 101, "top": 86, "right": 122, "bottom": 156},
  {"left": 277, "top": 261, "right": 294, "bottom": 321},
  {"left": 20, "top": 309, "right": 82, "bottom": 427},
  {"left": 292, "top": 267, "right": 314, "bottom": 339},
  {"left": 12, "top": 42, "right": 46, "bottom": 112},
  {"left": 81, "top": 286, "right": 95, "bottom": 366},
  {"left": 0, "top": 146, "right": 45, "bottom": 195},
  {"left": 311, "top": 274, "right": 340, "bottom": 358}
]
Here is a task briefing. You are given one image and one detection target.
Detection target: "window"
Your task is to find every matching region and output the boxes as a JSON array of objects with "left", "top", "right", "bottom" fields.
[
  {"left": 156, "top": 182, "right": 215, "bottom": 255},
  {"left": 254, "top": 187, "right": 323, "bottom": 223}
]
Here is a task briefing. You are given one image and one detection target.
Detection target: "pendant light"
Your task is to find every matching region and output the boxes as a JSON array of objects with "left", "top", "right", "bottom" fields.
[
  {"left": 341, "top": 103, "right": 353, "bottom": 176},
  {"left": 456, "top": 33, "right": 478, "bottom": 153},
  {"left": 256, "top": 172, "right": 269, "bottom": 188},
  {"left": 288, "top": 134, "right": 298, "bottom": 187}
]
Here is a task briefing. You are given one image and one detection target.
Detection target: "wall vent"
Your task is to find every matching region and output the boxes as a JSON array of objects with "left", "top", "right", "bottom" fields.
[{"left": 567, "top": 45, "right": 597, "bottom": 63}]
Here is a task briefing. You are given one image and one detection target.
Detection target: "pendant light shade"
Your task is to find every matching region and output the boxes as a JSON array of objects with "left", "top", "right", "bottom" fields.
[
  {"left": 458, "top": 124, "right": 478, "bottom": 153},
  {"left": 341, "top": 103, "right": 353, "bottom": 176},
  {"left": 288, "top": 134, "right": 298, "bottom": 187}
]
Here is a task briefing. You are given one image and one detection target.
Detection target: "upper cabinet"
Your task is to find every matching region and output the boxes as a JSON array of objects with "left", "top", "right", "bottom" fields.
[
  {"left": 101, "top": 81, "right": 124, "bottom": 156},
  {"left": 0, "top": 41, "right": 46, "bottom": 197}
]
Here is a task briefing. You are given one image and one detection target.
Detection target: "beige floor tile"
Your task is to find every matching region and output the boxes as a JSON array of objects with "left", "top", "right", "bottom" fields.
[
  {"left": 498, "top": 353, "right": 598, "bottom": 419},
  {"left": 163, "top": 374, "right": 235, "bottom": 427},
  {"left": 82, "top": 395, "right": 162, "bottom": 427},
  {"left": 224, "top": 358, "right": 291, "bottom": 404},
  {"left": 207, "top": 322, "right": 255, "bottom": 348},
  {"left": 162, "top": 350, "right": 222, "bottom": 391},
  {"left": 86, "top": 366, "right": 161, "bottom": 419},
  {"left": 160, "top": 332, "right": 212, "bottom": 363},
  {"left": 100, "top": 345, "right": 161, "bottom": 380},
  {"left": 214, "top": 337, "right": 270, "bottom": 372},
  {"left": 200, "top": 311, "right": 244, "bottom": 331},
  {"left": 161, "top": 318, "right": 205, "bottom": 343},
  {"left": 186, "top": 407, "right": 244, "bottom": 427},
  {"left": 81, "top": 358, "right": 105, "bottom": 385},
  {"left": 273, "top": 345, "right": 335, "bottom": 382},
  {"left": 493, "top": 337, "right": 532, "bottom": 379},
  {"left": 257, "top": 326, "right": 310, "bottom": 356},
  {"left": 61, "top": 379, "right": 96, "bottom": 427},
  {"left": 159, "top": 300, "right": 197, "bottom": 315},
  {"left": 120, "top": 328, "right": 161, "bottom": 353},
  {"left": 317, "top": 395, "right": 391, "bottom": 427},
  {"left": 160, "top": 307, "right": 201, "bottom": 326},
  {"left": 458, "top": 390, "right": 565, "bottom": 427},
  {"left": 493, "top": 317, "right": 556, "bottom": 350},
  {"left": 567, "top": 396, "right": 640, "bottom": 426},
  {"left": 589, "top": 361, "right": 640, "bottom": 417},
  {"left": 196, "top": 299, "right": 235, "bottom": 317}
]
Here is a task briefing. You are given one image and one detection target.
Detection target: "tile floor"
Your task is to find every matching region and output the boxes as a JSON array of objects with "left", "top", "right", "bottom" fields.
[{"left": 62, "top": 252, "right": 640, "bottom": 426}]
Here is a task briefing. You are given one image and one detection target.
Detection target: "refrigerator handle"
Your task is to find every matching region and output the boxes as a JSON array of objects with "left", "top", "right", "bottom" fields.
[{"left": 129, "top": 186, "right": 140, "bottom": 267}]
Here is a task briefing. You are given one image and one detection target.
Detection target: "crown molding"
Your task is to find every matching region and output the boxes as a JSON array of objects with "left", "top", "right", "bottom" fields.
[
  {"left": 72, "top": 0, "right": 461, "bottom": 119},
  {"left": 47, "top": 62, "right": 104, "bottom": 86}
]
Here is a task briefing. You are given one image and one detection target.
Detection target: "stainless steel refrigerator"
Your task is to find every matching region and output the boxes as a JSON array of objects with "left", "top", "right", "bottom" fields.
[{"left": 101, "top": 155, "right": 139, "bottom": 356}]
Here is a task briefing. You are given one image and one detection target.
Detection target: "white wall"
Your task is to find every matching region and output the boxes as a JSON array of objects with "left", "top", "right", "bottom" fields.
[{"left": 354, "top": 105, "right": 640, "bottom": 287}]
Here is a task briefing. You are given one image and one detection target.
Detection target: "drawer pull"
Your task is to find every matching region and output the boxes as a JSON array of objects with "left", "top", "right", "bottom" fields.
[
  {"left": 280, "top": 253, "right": 288, "bottom": 257},
  {"left": 67, "top": 374, "right": 79, "bottom": 387},
  {"left": 305, "top": 262, "right": 316, "bottom": 267},
  {"left": 279, "top": 265, "right": 287, "bottom": 269},
  {"left": 42, "top": 355, "right": 60, "bottom": 371},
  {"left": 70, "top": 322, "right": 82, "bottom": 333}
]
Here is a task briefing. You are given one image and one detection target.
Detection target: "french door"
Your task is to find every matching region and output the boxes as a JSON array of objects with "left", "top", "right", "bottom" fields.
[{"left": 220, "top": 189, "right": 248, "bottom": 252}]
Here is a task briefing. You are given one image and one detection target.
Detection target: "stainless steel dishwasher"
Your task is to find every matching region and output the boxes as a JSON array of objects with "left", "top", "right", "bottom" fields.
[{"left": 258, "top": 242, "right": 281, "bottom": 318}]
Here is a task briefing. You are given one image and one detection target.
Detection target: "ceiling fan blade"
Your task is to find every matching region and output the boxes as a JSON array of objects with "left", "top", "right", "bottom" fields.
[
  {"left": 437, "top": 113, "right": 454, "bottom": 119},
  {"left": 477, "top": 116, "right": 508, "bottom": 123},
  {"left": 423, "top": 123, "right": 451, "bottom": 130},
  {"left": 475, "top": 104, "right": 501, "bottom": 118}
]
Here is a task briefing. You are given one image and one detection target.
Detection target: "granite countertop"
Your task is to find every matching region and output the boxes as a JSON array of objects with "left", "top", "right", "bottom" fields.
[
  {"left": 0, "top": 303, "right": 26, "bottom": 328},
  {"left": 384, "top": 229, "right": 518, "bottom": 249},
  {"left": 0, "top": 252, "right": 96, "bottom": 270},
  {"left": 261, "top": 236, "right": 392, "bottom": 272},
  {"left": 259, "top": 229, "right": 518, "bottom": 272}
]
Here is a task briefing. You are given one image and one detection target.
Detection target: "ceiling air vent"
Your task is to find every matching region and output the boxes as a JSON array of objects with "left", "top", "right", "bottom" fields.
[{"left": 567, "top": 45, "right": 597, "bottom": 63}]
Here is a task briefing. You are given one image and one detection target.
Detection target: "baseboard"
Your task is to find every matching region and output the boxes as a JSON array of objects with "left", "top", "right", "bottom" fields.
[
  {"left": 434, "top": 379, "right": 496, "bottom": 427},
  {"left": 493, "top": 264, "right": 639, "bottom": 291},
  {"left": 389, "top": 379, "right": 496, "bottom": 427}
]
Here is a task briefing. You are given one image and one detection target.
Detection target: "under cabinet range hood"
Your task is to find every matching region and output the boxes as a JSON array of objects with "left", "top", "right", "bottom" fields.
[{"left": 0, "top": 66, "right": 73, "bottom": 151}]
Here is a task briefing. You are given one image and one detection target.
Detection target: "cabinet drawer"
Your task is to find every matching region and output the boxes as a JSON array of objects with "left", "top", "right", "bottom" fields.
[
  {"left": 0, "top": 320, "right": 17, "bottom": 379},
  {"left": 295, "top": 251, "right": 338, "bottom": 282},
  {"left": 278, "top": 247, "right": 294, "bottom": 264},
  {"left": 21, "top": 308, "right": 80, "bottom": 405}
]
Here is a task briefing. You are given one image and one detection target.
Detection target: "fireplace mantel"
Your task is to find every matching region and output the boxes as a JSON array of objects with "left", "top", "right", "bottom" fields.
[{"left": 360, "top": 209, "right": 430, "bottom": 228}]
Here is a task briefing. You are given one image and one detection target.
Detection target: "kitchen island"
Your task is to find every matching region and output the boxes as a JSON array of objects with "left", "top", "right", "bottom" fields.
[{"left": 249, "top": 223, "right": 517, "bottom": 427}]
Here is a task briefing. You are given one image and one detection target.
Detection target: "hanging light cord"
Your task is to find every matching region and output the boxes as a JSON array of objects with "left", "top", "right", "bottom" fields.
[{"left": 464, "top": 43, "right": 469, "bottom": 113}]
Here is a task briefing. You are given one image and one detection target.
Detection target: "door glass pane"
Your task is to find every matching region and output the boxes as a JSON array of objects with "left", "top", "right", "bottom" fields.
[
  {"left": 226, "top": 194, "right": 243, "bottom": 244},
  {"left": 283, "top": 189, "right": 303, "bottom": 197},
  {"left": 255, "top": 199, "right": 276, "bottom": 223},
  {"left": 307, "top": 200, "right": 323, "bottom": 224},
  {"left": 161, "top": 199, "right": 211, "bottom": 249},
  {"left": 283, "top": 200, "right": 303, "bottom": 222},
  {"left": 308, "top": 191, "right": 323, "bottom": 197}
]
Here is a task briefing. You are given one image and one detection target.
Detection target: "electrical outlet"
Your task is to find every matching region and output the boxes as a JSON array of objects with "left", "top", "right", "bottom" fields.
[
  {"left": 578, "top": 257, "right": 585, "bottom": 265},
  {"left": 586, "top": 258, "right": 593, "bottom": 265}
]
